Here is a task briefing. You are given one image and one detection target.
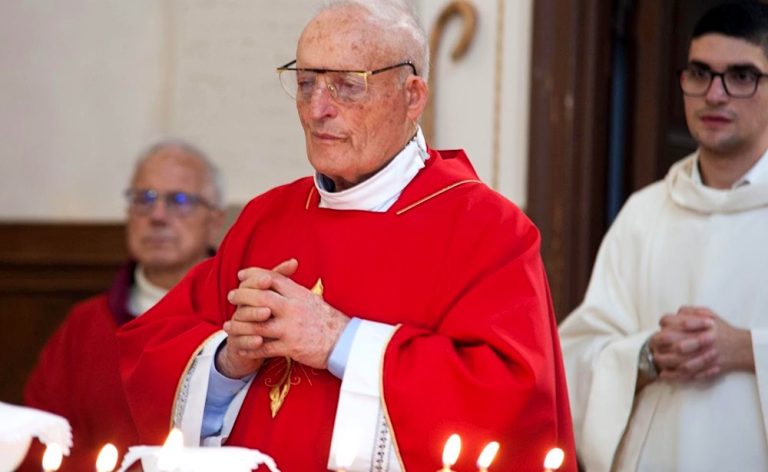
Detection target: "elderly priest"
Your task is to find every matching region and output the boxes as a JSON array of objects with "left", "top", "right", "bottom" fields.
[{"left": 118, "top": 1, "right": 576, "bottom": 470}]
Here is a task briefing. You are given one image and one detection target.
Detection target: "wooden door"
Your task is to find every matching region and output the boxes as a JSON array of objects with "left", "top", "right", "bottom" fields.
[
  {"left": 528, "top": 0, "right": 731, "bottom": 320},
  {"left": 0, "top": 224, "right": 125, "bottom": 403},
  {"left": 629, "top": 0, "right": 724, "bottom": 189}
]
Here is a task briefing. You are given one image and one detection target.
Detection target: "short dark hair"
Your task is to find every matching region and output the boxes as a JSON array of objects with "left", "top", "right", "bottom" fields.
[{"left": 693, "top": 1, "right": 768, "bottom": 54}]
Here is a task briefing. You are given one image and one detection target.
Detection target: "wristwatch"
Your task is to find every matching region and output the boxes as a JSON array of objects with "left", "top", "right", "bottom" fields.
[{"left": 638, "top": 338, "right": 658, "bottom": 380}]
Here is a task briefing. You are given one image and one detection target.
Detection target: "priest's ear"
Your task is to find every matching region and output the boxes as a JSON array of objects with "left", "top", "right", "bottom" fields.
[{"left": 405, "top": 75, "right": 429, "bottom": 122}]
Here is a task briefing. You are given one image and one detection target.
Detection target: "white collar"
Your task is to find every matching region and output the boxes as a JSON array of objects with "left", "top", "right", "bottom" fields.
[
  {"left": 314, "top": 126, "right": 429, "bottom": 212},
  {"left": 691, "top": 148, "right": 768, "bottom": 189},
  {"left": 128, "top": 265, "right": 168, "bottom": 317}
]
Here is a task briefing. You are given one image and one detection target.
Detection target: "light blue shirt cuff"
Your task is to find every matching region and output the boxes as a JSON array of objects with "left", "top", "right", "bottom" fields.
[
  {"left": 328, "top": 317, "right": 361, "bottom": 379},
  {"left": 201, "top": 342, "right": 253, "bottom": 438}
]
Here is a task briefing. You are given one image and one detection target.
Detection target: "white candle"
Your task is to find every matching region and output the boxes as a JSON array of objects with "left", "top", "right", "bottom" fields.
[
  {"left": 42, "top": 443, "right": 63, "bottom": 472},
  {"left": 116, "top": 428, "right": 280, "bottom": 472},
  {"left": 440, "top": 434, "right": 461, "bottom": 472},
  {"left": 96, "top": 443, "right": 119, "bottom": 472},
  {"left": 476, "top": 441, "right": 500, "bottom": 472},
  {"left": 543, "top": 447, "right": 565, "bottom": 472}
]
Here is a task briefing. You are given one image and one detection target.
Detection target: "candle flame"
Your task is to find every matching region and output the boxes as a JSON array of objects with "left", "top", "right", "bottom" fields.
[
  {"left": 441, "top": 433, "right": 461, "bottom": 466},
  {"left": 41, "top": 443, "right": 63, "bottom": 471},
  {"left": 163, "top": 428, "right": 184, "bottom": 449},
  {"left": 476, "top": 441, "right": 500, "bottom": 469},
  {"left": 157, "top": 428, "right": 184, "bottom": 471},
  {"left": 543, "top": 447, "right": 565, "bottom": 470},
  {"left": 96, "top": 443, "right": 118, "bottom": 472}
]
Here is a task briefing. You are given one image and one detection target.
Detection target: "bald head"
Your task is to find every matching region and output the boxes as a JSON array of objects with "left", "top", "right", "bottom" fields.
[
  {"left": 306, "top": 0, "right": 429, "bottom": 80},
  {"left": 292, "top": 0, "right": 430, "bottom": 191}
]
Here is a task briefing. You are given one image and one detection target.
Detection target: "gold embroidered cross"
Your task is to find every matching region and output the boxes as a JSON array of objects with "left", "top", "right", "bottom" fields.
[{"left": 269, "top": 277, "right": 324, "bottom": 418}]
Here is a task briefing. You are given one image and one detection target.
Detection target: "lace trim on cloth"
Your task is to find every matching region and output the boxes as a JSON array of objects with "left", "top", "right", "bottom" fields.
[
  {"left": 170, "top": 330, "right": 227, "bottom": 433},
  {"left": 174, "top": 355, "right": 199, "bottom": 427},
  {"left": 371, "top": 408, "right": 395, "bottom": 472}
]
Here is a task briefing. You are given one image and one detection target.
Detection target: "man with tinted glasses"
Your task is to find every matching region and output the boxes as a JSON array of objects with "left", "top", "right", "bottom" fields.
[
  {"left": 20, "top": 140, "right": 224, "bottom": 470},
  {"left": 119, "top": 1, "right": 575, "bottom": 471},
  {"left": 560, "top": 2, "right": 768, "bottom": 470}
]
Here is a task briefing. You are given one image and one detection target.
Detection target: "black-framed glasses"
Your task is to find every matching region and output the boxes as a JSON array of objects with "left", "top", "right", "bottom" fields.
[
  {"left": 125, "top": 188, "right": 215, "bottom": 217},
  {"left": 276, "top": 59, "right": 418, "bottom": 103},
  {"left": 679, "top": 63, "right": 768, "bottom": 98}
]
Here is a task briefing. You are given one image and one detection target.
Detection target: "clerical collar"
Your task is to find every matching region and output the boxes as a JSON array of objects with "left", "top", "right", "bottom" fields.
[
  {"left": 128, "top": 265, "right": 168, "bottom": 317},
  {"left": 691, "top": 148, "right": 768, "bottom": 189},
  {"left": 314, "top": 126, "right": 429, "bottom": 212}
]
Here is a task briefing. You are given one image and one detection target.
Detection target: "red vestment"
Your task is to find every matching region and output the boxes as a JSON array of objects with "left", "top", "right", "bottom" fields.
[
  {"left": 119, "top": 149, "right": 576, "bottom": 471},
  {"left": 20, "top": 264, "right": 139, "bottom": 471}
]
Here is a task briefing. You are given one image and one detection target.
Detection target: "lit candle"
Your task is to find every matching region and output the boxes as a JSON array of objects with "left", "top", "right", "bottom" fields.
[
  {"left": 476, "top": 441, "right": 500, "bottom": 472},
  {"left": 116, "top": 428, "right": 280, "bottom": 472},
  {"left": 96, "top": 443, "right": 119, "bottom": 472},
  {"left": 42, "top": 443, "right": 63, "bottom": 472},
  {"left": 439, "top": 434, "right": 461, "bottom": 472},
  {"left": 157, "top": 428, "right": 184, "bottom": 471},
  {"left": 543, "top": 447, "right": 565, "bottom": 472}
]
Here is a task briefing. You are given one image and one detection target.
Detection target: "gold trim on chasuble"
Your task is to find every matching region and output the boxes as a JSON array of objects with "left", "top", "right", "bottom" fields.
[
  {"left": 395, "top": 179, "right": 482, "bottom": 215},
  {"left": 305, "top": 186, "right": 316, "bottom": 210},
  {"left": 268, "top": 277, "right": 324, "bottom": 417},
  {"left": 303, "top": 179, "right": 482, "bottom": 214}
]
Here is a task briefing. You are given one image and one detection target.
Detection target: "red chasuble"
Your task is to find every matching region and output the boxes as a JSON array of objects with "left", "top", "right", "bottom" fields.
[
  {"left": 21, "top": 267, "right": 139, "bottom": 472},
  {"left": 118, "top": 149, "right": 576, "bottom": 471}
]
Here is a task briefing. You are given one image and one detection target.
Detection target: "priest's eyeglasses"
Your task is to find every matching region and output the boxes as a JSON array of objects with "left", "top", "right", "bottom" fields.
[
  {"left": 679, "top": 63, "right": 768, "bottom": 98},
  {"left": 125, "top": 188, "right": 215, "bottom": 217},
  {"left": 276, "top": 59, "right": 418, "bottom": 103}
]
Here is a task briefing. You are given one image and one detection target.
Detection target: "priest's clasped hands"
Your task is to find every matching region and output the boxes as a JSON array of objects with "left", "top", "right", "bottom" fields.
[
  {"left": 216, "top": 258, "right": 351, "bottom": 379},
  {"left": 649, "top": 305, "right": 754, "bottom": 382}
]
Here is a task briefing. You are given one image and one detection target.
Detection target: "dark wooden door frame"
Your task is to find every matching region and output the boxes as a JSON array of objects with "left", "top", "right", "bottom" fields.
[
  {"left": 527, "top": 0, "right": 614, "bottom": 321},
  {"left": 0, "top": 223, "right": 126, "bottom": 403}
]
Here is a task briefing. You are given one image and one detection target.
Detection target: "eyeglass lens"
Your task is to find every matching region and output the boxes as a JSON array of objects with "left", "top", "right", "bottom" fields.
[
  {"left": 126, "top": 189, "right": 204, "bottom": 215},
  {"left": 279, "top": 70, "right": 368, "bottom": 102},
  {"left": 680, "top": 66, "right": 763, "bottom": 98}
]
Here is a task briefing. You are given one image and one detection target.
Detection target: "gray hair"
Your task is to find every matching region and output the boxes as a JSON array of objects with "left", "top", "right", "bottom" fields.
[
  {"left": 320, "top": 0, "right": 430, "bottom": 81},
  {"left": 132, "top": 138, "right": 225, "bottom": 209}
]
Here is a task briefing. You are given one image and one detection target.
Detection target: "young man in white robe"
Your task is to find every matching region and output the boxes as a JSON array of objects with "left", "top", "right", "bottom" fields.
[{"left": 559, "top": 2, "right": 768, "bottom": 470}]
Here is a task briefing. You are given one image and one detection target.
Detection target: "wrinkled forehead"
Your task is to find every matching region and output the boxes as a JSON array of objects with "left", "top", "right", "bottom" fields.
[{"left": 297, "top": 7, "right": 395, "bottom": 69}]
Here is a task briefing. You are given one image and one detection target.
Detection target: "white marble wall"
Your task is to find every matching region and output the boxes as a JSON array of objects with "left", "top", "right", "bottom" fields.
[{"left": 0, "top": 0, "right": 531, "bottom": 221}]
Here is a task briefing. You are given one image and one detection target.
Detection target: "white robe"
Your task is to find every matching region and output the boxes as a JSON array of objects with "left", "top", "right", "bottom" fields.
[{"left": 559, "top": 152, "right": 768, "bottom": 471}]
